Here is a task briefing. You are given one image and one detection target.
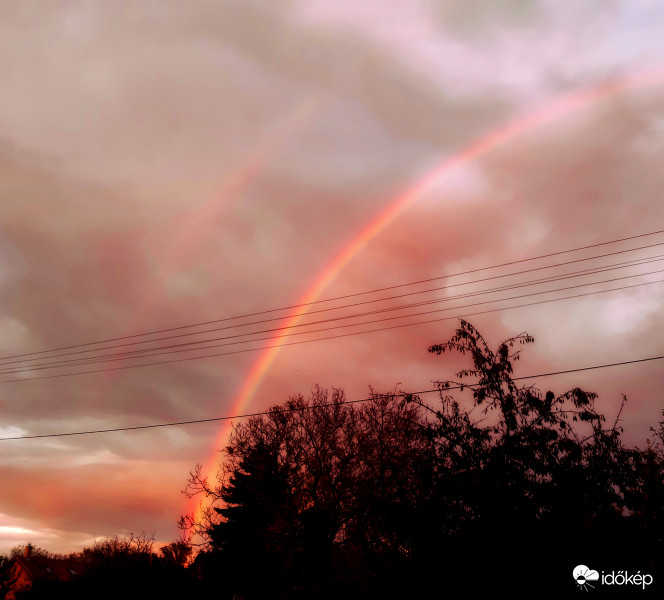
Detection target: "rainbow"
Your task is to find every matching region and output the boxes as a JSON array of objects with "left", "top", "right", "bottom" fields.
[
  {"left": 191, "top": 67, "right": 664, "bottom": 521},
  {"left": 96, "top": 93, "right": 324, "bottom": 373},
  {"left": 162, "top": 94, "right": 324, "bottom": 272},
  {"left": 85, "top": 90, "right": 326, "bottom": 466}
]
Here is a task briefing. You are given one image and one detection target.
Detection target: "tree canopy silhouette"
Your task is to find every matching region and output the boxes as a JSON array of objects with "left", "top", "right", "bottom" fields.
[
  {"left": 183, "top": 321, "right": 662, "bottom": 598},
  {"left": 184, "top": 386, "right": 434, "bottom": 598},
  {"left": 0, "top": 534, "right": 196, "bottom": 600},
  {"left": 411, "top": 320, "right": 653, "bottom": 591}
]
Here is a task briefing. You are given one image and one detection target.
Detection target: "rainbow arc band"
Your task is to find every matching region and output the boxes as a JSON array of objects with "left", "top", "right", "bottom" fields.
[{"left": 190, "top": 68, "right": 664, "bottom": 521}]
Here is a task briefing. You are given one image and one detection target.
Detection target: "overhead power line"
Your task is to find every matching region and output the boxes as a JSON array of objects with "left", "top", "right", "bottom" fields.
[
  {"left": 1, "top": 276, "right": 662, "bottom": 384},
  {"left": 2, "top": 229, "right": 663, "bottom": 363},
  {"left": 2, "top": 248, "right": 664, "bottom": 373},
  {"left": 1, "top": 354, "right": 662, "bottom": 441},
  {"left": 2, "top": 262, "right": 663, "bottom": 376}
]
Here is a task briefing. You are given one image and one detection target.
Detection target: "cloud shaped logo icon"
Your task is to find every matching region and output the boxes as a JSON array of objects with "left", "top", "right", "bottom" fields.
[{"left": 573, "top": 565, "right": 600, "bottom": 590}]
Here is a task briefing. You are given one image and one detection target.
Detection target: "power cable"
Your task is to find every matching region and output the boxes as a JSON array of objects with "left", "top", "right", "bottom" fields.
[
  {"left": 2, "top": 229, "right": 662, "bottom": 363},
  {"left": 1, "top": 354, "right": 662, "bottom": 441},
  {"left": 1, "top": 276, "right": 662, "bottom": 384},
  {"left": 3, "top": 250, "right": 663, "bottom": 371},
  {"left": 2, "top": 261, "right": 663, "bottom": 375}
]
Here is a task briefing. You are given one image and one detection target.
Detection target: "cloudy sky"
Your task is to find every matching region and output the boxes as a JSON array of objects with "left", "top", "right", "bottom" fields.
[{"left": 1, "top": 0, "right": 663, "bottom": 554}]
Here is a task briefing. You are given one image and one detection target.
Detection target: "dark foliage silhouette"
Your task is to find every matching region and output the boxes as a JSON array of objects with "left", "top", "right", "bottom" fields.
[
  {"left": 184, "top": 386, "right": 434, "bottom": 598},
  {"left": 0, "top": 535, "right": 196, "bottom": 600},
  {"left": 3, "top": 321, "right": 659, "bottom": 598},
  {"left": 184, "top": 321, "right": 662, "bottom": 597},
  {"left": 410, "top": 320, "right": 657, "bottom": 592}
]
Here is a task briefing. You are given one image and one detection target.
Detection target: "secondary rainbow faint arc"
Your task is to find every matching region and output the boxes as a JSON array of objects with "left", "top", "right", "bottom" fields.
[
  {"left": 103, "top": 53, "right": 374, "bottom": 373},
  {"left": 193, "top": 67, "right": 664, "bottom": 517},
  {"left": 108, "top": 93, "right": 324, "bottom": 340},
  {"left": 92, "top": 92, "right": 326, "bottom": 421}
]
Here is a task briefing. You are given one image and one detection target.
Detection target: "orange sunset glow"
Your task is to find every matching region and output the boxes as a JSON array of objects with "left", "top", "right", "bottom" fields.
[{"left": 1, "top": 1, "right": 663, "bottom": 597}]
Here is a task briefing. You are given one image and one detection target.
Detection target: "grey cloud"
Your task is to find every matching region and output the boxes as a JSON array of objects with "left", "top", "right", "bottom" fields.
[{"left": 0, "top": 0, "right": 662, "bottom": 555}]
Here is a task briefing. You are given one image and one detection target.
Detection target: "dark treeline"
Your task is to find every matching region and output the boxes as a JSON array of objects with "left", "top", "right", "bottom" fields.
[
  {"left": 2, "top": 321, "right": 662, "bottom": 598},
  {"left": 183, "top": 321, "right": 663, "bottom": 597},
  {"left": 0, "top": 535, "right": 193, "bottom": 600}
]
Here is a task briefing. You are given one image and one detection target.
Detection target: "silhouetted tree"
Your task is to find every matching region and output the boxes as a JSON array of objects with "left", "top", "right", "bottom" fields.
[
  {"left": 159, "top": 539, "right": 192, "bottom": 567},
  {"left": 625, "top": 410, "right": 664, "bottom": 576},
  {"left": 405, "top": 320, "right": 653, "bottom": 592},
  {"left": 9, "top": 546, "right": 57, "bottom": 560},
  {"left": 0, "top": 553, "right": 10, "bottom": 600},
  {"left": 184, "top": 321, "right": 662, "bottom": 597},
  {"left": 185, "top": 386, "right": 433, "bottom": 598},
  {"left": 67, "top": 533, "right": 195, "bottom": 600}
]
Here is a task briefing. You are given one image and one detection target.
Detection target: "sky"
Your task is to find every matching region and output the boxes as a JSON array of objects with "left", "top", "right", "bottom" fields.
[{"left": 0, "top": 0, "right": 663, "bottom": 554}]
